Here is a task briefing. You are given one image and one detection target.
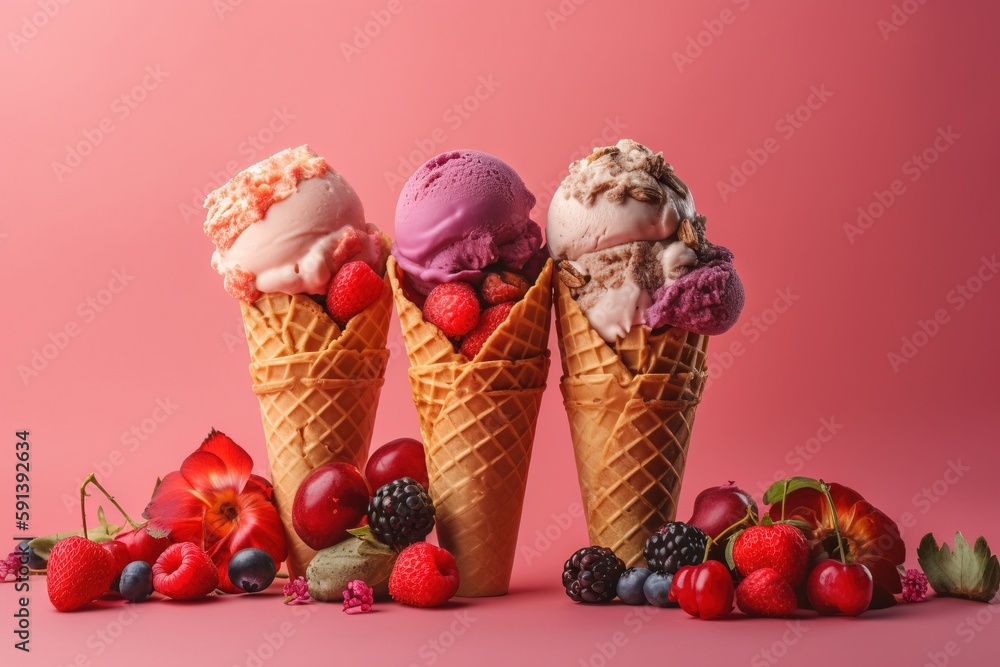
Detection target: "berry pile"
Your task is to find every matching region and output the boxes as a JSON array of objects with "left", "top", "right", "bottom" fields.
[
  {"left": 421, "top": 270, "right": 530, "bottom": 358},
  {"left": 561, "top": 478, "right": 906, "bottom": 619}
]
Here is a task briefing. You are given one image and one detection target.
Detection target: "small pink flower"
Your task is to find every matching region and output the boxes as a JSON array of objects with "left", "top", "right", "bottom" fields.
[
  {"left": 283, "top": 576, "right": 310, "bottom": 604},
  {"left": 901, "top": 568, "right": 929, "bottom": 603},
  {"left": 342, "top": 579, "right": 374, "bottom": 614},
  {"left": 0, "top": 549, "right": 24, "bottom": 581}
]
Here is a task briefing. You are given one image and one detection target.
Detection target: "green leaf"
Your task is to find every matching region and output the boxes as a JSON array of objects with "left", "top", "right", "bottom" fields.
[
  {"left": 347, "top": 526, "right": 372, "bottom": 538},
  {"left": 762, "top": 477, "right": 826, "bottom": 506},
  {"left": 27, "top": 523, "right": 121, "bottom": 560},
  {"left": 917, "top": 532, "right": 1000, "bottom": 603}
]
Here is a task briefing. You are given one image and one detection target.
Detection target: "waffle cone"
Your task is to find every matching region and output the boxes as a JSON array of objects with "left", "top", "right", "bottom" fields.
[
  {"left": 240, "top": 262, "right": 392, "bottom": 578},
  {"left": 554, "top": 274, "right": 709, "bottom": 567},
  {"left": 387, "top": 256, "right": 553, "bottom": 596}
]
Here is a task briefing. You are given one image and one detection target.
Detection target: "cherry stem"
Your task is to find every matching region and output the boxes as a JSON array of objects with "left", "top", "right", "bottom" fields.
[
  {"left": 80, "top": 473, "right": 141, "bottom": 536},
  {"left": 820, "top": 480, "right": 847, "bottom": 564},
  {"left": 702, "top": 507, "right": 757, "bottom": 562}
]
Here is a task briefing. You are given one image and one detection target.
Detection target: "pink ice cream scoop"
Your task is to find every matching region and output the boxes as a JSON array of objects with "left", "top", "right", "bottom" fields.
[{"left": 392, "top": 150, "right": 544, "bottom": 295}]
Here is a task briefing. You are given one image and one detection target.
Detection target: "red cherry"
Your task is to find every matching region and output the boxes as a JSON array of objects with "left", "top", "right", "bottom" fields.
[
  {"left": 668, "top": 561, "right": 734, "bottom": 619},
  {"left": 806, "top": 559, "right": 873, "bottom": 616},
  {"left": 292, "top": 463, "right": 370, "bottom": 550},
  {"left": 113, "top": 526, "right": 171, "bottom": 566},
  {"left": 365, "top": 438, "right": 428, "bottom": 492}
]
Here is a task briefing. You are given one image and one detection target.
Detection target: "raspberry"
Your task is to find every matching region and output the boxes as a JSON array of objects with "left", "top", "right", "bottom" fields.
[
  {"left": 735, "top": 568, "right": 797, "bottom": 617},
  {"left": 423, "top": 282, "right": 480, "bottom": 337},
  {"left": 459, "top": 302, "right": 513, "bottom": 358},
  {"left": 327, "top": 261, "right": 384, "bottom": 325},
  {"left": 152, "top": 542, "right": 219, "bottom": 599},
  {"left": 389, "top": 542, "right": 460, "bottom": 607},
  {"left": 480, "top": 271, "right": 529, "bottom": 305},
  {"left": 46, "top": 536, "right": 116, "bottom": 612}
]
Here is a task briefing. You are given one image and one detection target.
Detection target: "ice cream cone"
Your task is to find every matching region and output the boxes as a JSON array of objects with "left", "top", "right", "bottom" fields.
[
  {"left": 554, "top": 273, "right": 709, "bottom": 567},
  {"left": 240, "top": 274, "right": 392, "bottom": 578},
  {"left": 387, "top": 256, "right": 553, "bottom": 596}
]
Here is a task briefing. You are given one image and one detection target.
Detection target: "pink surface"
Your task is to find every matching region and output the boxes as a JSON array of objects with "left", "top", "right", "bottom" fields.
[{"left": 2, "top": 1, "right": 998, "bottom": 665}]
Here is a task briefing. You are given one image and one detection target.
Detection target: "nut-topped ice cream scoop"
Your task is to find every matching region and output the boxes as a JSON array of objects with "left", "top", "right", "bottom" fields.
[{"left": 547, "top": 139, "right": 744, "bottom": 341}]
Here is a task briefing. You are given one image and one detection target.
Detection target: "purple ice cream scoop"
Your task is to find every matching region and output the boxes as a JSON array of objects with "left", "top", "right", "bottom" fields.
[
  {"left": 392, "top": 150, "right": 544, "bottom": 295},
  {"left": 645, "top": 245, "right": 745, "bottom": 336}
]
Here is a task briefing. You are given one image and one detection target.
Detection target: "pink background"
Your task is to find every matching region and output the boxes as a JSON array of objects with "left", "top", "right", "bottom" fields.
[{"left": 3, "top": 1, "right": 999, "bottom": 665}]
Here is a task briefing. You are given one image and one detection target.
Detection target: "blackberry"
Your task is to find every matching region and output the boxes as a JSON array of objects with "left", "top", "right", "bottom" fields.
[
  {"left": 368, "top": 477, "right": 435, "bottom": 550},
  {"left": 643, "top": 522, "right": 708, "bottom": 574},
  {"left": 562, "top": 546, "right": 626, "bottom": 603}
]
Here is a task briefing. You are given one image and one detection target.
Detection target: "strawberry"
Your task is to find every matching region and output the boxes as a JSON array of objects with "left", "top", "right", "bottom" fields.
[
  {"left": 46, "top": 536, "right": 116, "bottom": 611},
  {"left": 732, "top": 524, "right": 810, "bottom": 588},
  {"left": 327, "top": 261, "right": 384, "bottom": 325},
  {"left": 735, "top": 568, "right": 798, "bottom": 617},
  {"left": 460, "top": 302, "right": 513, "bottom": 358},
  {"left": 480, "top": 271, "right": 529, "bottom": 305},
  {"left": 389, "top": 542, "right": 460, "bottom": 607},
  {"left": 423, "top": 282, "right": 480, "bottom": 337},
  {"left": 152, "top": 542, "right": 219, "bottom": 599}
]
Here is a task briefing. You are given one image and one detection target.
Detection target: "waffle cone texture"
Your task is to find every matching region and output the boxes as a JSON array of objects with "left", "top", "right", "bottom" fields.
[
  {"left": 387, "top": 256, "right": 553, "bottom": 597},
  {"left": 240, "top": 267, "right": 392, "bottom": 578},
  {"left": 554, "top": 274, "right": 709, "bottom": 568}
]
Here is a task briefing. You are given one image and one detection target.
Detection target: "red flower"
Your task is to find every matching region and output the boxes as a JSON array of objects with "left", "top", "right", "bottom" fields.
[
  {"left": 769, "top": 482, "right": 905, "bottom": 608},
  {"left": 145, "top": 430, "right": 286, "bottom": 593}
]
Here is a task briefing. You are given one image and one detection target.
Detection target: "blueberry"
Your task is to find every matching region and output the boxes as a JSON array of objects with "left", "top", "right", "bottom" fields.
[
  {"left": 119, "top": 561, "right": 153, "bottom": 602},
  {"left": 616, "top": 567, "right": 653, "bottom": 605},
  {"left": 227, "top": 548, "right": 276, "bottom": 593},
  {"left": 18, "top": 540, "right": 46, "bottom": 571},
  {"left": 643, "top": 571, "right": 677, "bottom": 607}
]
